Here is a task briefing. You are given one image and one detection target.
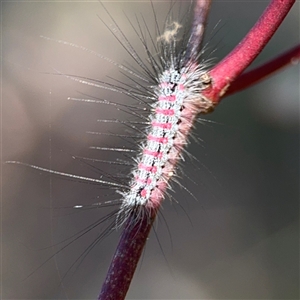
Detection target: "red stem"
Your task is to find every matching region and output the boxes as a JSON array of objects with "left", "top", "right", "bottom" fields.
[
  {"left": 226, "top": 44, "right": 300, "bottom": 96},
  {"left": 203, "top": 0, "right": 296, "bottom": 103}
]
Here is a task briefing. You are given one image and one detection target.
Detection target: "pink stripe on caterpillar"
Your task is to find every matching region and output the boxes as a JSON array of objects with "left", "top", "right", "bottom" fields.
[
  {"left": 155, "top": 108, "right": 175, "bottom": 116},
  {"left": 138, "top": 163, "right": 157, "bottom": 173},
  {"left": 147, "top": 135, "right": 168, "bottom": 144},
  {"left": 151, "top": 121, "right": 172, "bottom": 130},
  {"left": 158, "top": 95, "right": 176, "bottom": 102},
  {"left": 143, "top": 149, "right": 163, "bottom": 158}
]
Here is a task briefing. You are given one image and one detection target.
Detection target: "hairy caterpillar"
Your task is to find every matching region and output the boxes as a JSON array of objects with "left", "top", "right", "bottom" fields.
[{"left": 3, "top": 1, "right": 299, "bottom": 299}]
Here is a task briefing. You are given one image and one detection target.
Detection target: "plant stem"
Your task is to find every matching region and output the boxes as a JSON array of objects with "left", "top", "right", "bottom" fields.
[
  {"left": 98, "top": 210, "right": 156, "bottom": 300},
  {"left": 98, "top": 1, "right": 296, "bottom": 299},
  {"left": 203, "top": 0, "right": 296, "bottom": 103},
  {"left": 226, "top": 44, "right": 300, "bottom": 96},
  {"left": 184, "top": 0, "right": 211, "bottom": 63}
]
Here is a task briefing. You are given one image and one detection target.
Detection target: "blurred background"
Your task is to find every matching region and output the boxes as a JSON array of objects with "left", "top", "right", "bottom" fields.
[{"left": 2, "top": 0, "right": 299, "bottom": 299}]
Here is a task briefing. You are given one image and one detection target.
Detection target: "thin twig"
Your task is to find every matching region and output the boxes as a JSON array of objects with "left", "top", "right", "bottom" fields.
[{"left": 184, "top": 0, "right": 211, "bottom": 63}]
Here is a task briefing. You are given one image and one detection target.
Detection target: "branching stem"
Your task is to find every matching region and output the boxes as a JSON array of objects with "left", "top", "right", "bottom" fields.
[
  {"left": 98, "top": 1, "right": 296, "bottom": 299},
  {"left": 203, "top": 0, "right": 296, "bottom": 102}
]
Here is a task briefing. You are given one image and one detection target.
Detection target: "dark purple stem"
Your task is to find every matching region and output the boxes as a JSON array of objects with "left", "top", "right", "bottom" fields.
[
  {"left": 184, "top": 0, "right": 211, "bottom": 63},
  {"left": 98, "top": 210, "right": 156, "bottom": 300}
]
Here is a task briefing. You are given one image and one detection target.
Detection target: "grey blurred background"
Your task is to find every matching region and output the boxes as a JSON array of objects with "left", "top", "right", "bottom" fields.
[{"left": 2, "top": 0, "right": 299, "bottom": 299}]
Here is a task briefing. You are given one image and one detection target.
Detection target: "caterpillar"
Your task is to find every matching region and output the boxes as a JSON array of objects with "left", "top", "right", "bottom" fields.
[{"left": 6, "top": 3, "right": 298, "bottom": 298}]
